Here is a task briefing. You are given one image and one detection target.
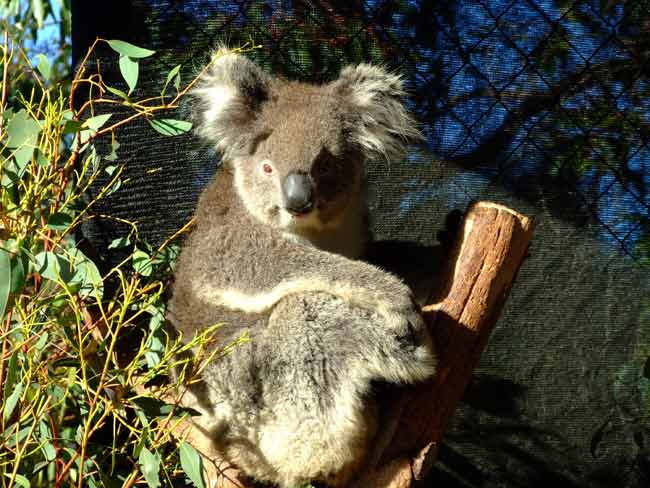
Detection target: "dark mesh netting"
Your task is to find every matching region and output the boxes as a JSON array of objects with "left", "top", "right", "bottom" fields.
[{"left": 72, "top": 1, "right": 650, "bottom": 486}]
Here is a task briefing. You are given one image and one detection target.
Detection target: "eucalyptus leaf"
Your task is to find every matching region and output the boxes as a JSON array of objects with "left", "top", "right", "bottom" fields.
[
  {"left": 130, "top": 396, "right": 175, "bottom": 417},
  {"left": 1, "top": 158, "right": 21, "bottom": 188},
  {"left": 62, "top": 119, "right": 84, "bottom": 135},
  {"left": 130, "top": 396, "right": 200, "bottom": 418},
  {"left": 12, "top": 146, "right": 34, "bottom": 172},
  {"left": 3, "top": 382, "right": 23, "bottom": 423},
  {"left": 132, "top": 249, "right": 153, "bottom": 277},
  {"left": 148, "top": 118, "right": 192, "bottom": 137},
  {"left": 145, "top": 330, "right": 165, "bottom": 368},
  {"left": 3, "top": 349, "right": 18, "bottom": 397},
  {"left": 133, "top": 425, "right": 150, "bottom": 459},
  {"left": 138, "top": 447, "right": 161, "bottom": 488},
  {"left": 36, "top": 53, "right": 51, "bottom": 80},
  {"left": 35, "top": 331, "right": 49, "bottom": 351},
  {"left": 34, "top": 251, "right": 74, "bottom": 284},
  {"left": 38, "top": 420, "right": 56, "bottom": 462},
  {"left": 0, "top": 247, "right": 10, "bottom": 319},
  {"left": 107, "top": 40, "right": 155, "bottom": 59},
  {"left": 82, "top": 113, "right": 112, "bottom": 132},
  {"left": 5, "top": 472, "right": 30, "bottom": 488},
  {"left": 161, "top": 64, "right": 181, "bottom": 95},
  {"left": 6, "top": 110, "right": 41, "bottom": 149},
  {"left": 35, "top": 149, "right": 49, "bottom": 167},
  {"left": 105, "top": 85, "right": 129, "bottom": 100},
  {"left": 47, "top": 212, "right": 73, "bottom": 231},
  {"left": 119, "top": 55, "right": 139, "bottom": 94},
  {"left": 105, "top": 178, "right": 122, "bottom": 196},
  {"left": 9, "top": 248, "right": 27, "bottom": 294},
  {"left": 106, "top": 139, "right": 121, "bottom": 162},
  {"left": 31, "top": 0, "right": 45, "bottom": 26},
  {"left": 67, "top": 249, "right": 104, "bottom": 300},
  {"left": 4, "top": 424, "right": 32, "bottom": 449},
  {"left": 179, "top": 441, "right": 205, "bottom": 488},
  {"left": 166, "top": 64, "right": 181, "bottom": 85},
  {"left": 108, "top": 235, "right": 131, "bottom": 249}
]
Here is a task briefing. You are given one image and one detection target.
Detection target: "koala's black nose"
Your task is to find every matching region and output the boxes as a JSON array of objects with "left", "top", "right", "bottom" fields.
[{"left": 282, "top": 172, "right": 314, "bottom": 215}]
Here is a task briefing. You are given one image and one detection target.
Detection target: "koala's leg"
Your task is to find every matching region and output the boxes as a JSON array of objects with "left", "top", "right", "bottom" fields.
[{"left": 243, "top": 291, "right": 434, "bottom": 488}]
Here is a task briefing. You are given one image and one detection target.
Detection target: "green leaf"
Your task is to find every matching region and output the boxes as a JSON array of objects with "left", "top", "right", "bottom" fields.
[
  {"left": 47, "top": 212, "right": 73, "bottom": 231},
  {"left": 131, "top": 397, "right": 175, "bottom": 417},
  {"left": 133, "top": 425, "right": 150, "bottom": 458},
  {"left": 108, "top": 236, "right": 131, "bottom": 249},
  {"left": 4, "top": 424, "right": 32, "bottom": 449},
  {"left": 62, "top": 119, "right": 84, "bottom": 135},
  {"left": 107, "top": 40, "right": 155, "bottom": 59},
  {"left": 1, "top": 158, "right": 22, "bottom": 188},
  {"left": 34, "top": 250, "right": 102, "bottom": 299},
  {"left": 82, "top": 113, "right": 112, "bottom": 132},
  {"left": 67, "top": 249, "right": 104, "bottom": 300},
  {"left": 130, "top": 396, "right": 200, "bottom": 418},
  {"left": 35, "top": 331, "right": 49, "bottom": 351},
  {"left": 161, "top": 64, "right": 181, "bottom": 95},
  {"left": 145, "top": 329, "right": 165, "bottom": 368},
  {"left": 132, "top": 249, "right": 153, "bottom": 277},
  {"left": 35, "top": 149, "right": 49, "bottom": 167},
  {"left": 105, "top": 139, "right": 121, "bottom": 162},
  {"left": 9, "top": 248, "right": 27, "bottom": 294},
  {"left": 3, "top": 382, "right": 22, "bottom": 422},
  {"left": 138, "top": 447, "right": 161, "bottom": 488},
  {"left": 12, "top": 146, "right": 34, "bottom": 172},
  {"left": 39, "top": 420, "right": 56, "bottom": 462},
  {"left": 31, "top": 0, "right": 44, "bottom": 27},
  {"left": 6, "top": 110, "right": 41, "bottom": 149},
  {"left": 119, "top": 55, "right": 139, "bottom": 94},
  {"left": 180, "top": 441, "right": 205, "bottom": 488},
  {"left": 166, "top": 64, "right": 181, "bottom": 85},
  {"left": 36, "top": 53, "right": 51, "bottom": 80},
  {"left": 4, "top": 472, "right": 30, "bottom": 488},
  {"left": 105, "top": 85, "right": 129, "bottom": 100},
  {"left": 34, "top": 251, "right": 74, "bottom": 284},
  {"left": 148, "top": 118, "right": 192, "bottom": 137},
  {"left": 0, "top": 247, "right": 10, "bottom": 319},
  {"left": 3, "top": 349, "right": 19, "bottom": 403}
]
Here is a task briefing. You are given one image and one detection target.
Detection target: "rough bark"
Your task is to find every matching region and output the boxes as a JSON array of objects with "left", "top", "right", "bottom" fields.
[
  {"left": 354, "top": 201, "right": 535, "bottom": 486},
  {"left": 166, "top": 200, "right": 535, "bottom": 488}
]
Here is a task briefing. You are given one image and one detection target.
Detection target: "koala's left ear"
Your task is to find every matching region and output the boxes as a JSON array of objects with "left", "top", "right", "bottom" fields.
[
  {"left": 192, "top": 48, "right": 271, "bottom": 158},
  {"left": 330, "top": 64, "right": 421, "bottom": 160}
]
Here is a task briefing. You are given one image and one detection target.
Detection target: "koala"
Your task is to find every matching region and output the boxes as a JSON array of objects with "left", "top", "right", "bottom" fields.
[{"left": 167, "top": 49, "right": 436, "bottom": 488}]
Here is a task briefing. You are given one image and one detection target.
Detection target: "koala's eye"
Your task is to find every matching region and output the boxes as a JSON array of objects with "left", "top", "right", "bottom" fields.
[
  {"left": 315, "top": 163, "right": 333, "bottom": 177},
  {"left": 262, "top": 163, "right": 274, "bottom": 175}
]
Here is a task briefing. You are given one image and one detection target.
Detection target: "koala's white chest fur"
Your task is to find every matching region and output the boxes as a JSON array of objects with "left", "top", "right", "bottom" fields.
[{"left": 282, "top": 193, "right": 367, "bottom": 259}]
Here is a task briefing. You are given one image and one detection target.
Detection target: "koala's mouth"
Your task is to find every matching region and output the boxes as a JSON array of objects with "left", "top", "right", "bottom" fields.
[
  {"left": 286, "top": 203, "right": 313, "bottom": 218},
  {"left": 281, "top": 204, "right": 323, "bottom": 229}
]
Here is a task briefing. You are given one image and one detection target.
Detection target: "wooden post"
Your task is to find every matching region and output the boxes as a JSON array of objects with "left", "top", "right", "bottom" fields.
[{"left": 354, "top": 201, "right": 535, "bottom": 486}]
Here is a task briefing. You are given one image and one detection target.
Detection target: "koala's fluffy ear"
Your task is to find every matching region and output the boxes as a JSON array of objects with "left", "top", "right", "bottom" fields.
[
  {"left": 192, "top": 49, "right": 271, "bottom": 157},
  {"left": 331, "top": 64, "right": 421, "bottom": 160}
]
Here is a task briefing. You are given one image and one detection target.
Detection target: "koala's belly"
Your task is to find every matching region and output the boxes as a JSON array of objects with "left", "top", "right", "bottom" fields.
[{"left": 200, "top": 292, "right": 383, "bottom": 487}]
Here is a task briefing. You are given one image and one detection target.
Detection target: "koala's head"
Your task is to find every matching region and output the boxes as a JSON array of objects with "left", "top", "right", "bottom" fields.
[{"left": 192, "top": 49, "right": 419, "bottom": 232}]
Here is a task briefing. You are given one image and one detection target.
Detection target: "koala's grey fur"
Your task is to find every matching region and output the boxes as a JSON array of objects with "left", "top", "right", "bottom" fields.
[{"left": 168, "top": 48, "right": 436, "bottom": 487}]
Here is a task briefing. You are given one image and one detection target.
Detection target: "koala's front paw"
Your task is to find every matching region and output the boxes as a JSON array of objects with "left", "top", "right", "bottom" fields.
[
  {"left": 376, "top": 286, "right": 425, "bottom": 337},
  {"left": 373, "top": 285, "right": 436, "bottom": 381}
]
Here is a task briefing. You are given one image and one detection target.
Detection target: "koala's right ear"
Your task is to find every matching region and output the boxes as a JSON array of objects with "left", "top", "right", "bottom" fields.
[{"left": 192, "top": 49, "right": 271, "bottom": 157}]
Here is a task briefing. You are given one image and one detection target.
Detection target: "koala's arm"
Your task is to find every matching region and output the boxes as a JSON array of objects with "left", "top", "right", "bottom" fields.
[{"left": 188, "top": 231, "right": 421, "bottom": 334}]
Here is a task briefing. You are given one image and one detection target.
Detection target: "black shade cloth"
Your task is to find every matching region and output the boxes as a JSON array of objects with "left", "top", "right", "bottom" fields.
[{"left": 72, "top": 1, "right": 650, "bottom": 486}]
